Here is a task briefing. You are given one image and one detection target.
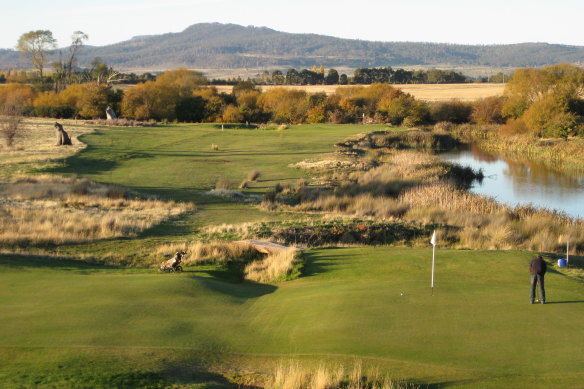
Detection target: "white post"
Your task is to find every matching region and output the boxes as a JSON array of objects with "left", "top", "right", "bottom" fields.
[
  {"left": 567, "top": 239, "right": 569, "bottom": 266},
  {"left": 430, "top": 230, "right": 437, "bottom": 293},
  {"left": 431, "top": 244, "right": 436, "bottom": 290}
]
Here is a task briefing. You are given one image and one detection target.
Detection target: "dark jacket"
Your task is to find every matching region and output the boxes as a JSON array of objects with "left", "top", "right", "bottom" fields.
[{"left": 530, "top": 256, "right": 547, "bottom": 276}]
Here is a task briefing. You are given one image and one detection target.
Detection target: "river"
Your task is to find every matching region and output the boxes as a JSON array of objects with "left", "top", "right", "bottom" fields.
[{"left": 440, "top": 144, "right": 584, "bottom": 219}]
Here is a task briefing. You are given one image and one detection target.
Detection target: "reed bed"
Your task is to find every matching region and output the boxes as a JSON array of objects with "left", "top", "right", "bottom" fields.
[
  {"left": 286, "top": 131, "right": 584, "bottom": 255},
  {"left": 448, "top": 124, "right": 584, "bottom": 173},
  {"left": 267, "top": 361, "right": 417, "bottom": 389}
]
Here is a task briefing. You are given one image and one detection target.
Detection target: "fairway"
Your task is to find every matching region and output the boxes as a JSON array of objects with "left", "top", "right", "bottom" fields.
[
  {"left": 1, "top": 248, "right": 583, "bottom": 388},
  {"left": 2, "top": 123, "right": 584, "bottom": 388}
]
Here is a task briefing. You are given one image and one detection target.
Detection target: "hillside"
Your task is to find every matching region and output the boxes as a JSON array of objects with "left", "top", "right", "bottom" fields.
[{"left": 2, "top": 23, "right": 584, "bottom": 72}]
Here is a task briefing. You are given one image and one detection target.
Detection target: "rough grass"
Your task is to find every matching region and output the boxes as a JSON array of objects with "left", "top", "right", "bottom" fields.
[
  {"left": 155, "top": 240, "right": 301, "bottom": 282},
  {"left": 156, "top": 240, "right": 259, "bottom": 265},
  {"left": 0, "top": 118, "right": 92, "bottom": 179},
  {"left": 244, "top": 246, "right": 301, "bottom": 282},
  {"left": 268, "top": 360, "right": 416, "bottom": 389},
  {"left": 286, "top": 132, "right": 584, "bottom": 254},
  {"left": 0, "top": 175, "right": 193, "bottom": 245}
]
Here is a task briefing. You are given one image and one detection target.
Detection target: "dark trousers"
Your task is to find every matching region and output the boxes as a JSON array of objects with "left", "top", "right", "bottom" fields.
[{"left": 530, "top": 274, "right": 545, "bottom": 302}]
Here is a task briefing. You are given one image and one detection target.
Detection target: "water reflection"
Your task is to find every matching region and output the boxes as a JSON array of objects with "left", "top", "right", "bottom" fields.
[{"left": 440, "top": 144, "right": 584, "bottom": 218}]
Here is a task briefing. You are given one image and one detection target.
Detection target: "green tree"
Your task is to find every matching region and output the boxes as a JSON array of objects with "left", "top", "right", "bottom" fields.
[
  {"left": 232, "top": 80, "right": 257, "bottom": 97},
  {"left": 16, "top": 30, "right": 57, "bottom": 80},
  {"left": 325, "top": 69, "right": 339, "bottom": 85},
  {"left": 272, "top": 70, "right": 285, "bottom": 85}
]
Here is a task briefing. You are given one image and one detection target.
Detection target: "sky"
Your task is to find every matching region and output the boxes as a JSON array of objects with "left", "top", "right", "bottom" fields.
[{"left": 3, "top": 0, "right": 583, "bottom": 50}]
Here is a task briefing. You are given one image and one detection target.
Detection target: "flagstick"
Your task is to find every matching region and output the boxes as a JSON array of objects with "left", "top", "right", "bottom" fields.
[
  {"left": 567, "top": 239, "right": 569, "bottom": 267},
  {"left": 430, "top": 230, "right": 437, "bottom": 296},
  {"left": 431, "top": 243, "right": 435, "bottom": 295}
]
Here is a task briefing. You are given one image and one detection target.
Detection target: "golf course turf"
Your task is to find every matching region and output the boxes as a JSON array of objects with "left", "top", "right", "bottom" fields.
[
  {"left": 1, "top": 248, "right": 583, "bottom": 388},
  {"left": 1, "top": 123, "right": 584, "bottom": 388}
]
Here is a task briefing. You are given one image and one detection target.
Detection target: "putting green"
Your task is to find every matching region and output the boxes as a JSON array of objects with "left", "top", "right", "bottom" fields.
[{"left": 1, "top": 247, "right": 583, "bottom": 388}]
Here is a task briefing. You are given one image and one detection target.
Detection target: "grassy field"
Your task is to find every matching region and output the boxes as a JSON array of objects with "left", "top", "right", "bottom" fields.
[
  {"left": 2, "top": 122, "right": 584, "bottom": 388},
  {"left": 1, "top": 248, "right": 583, "bottom": 388},
  {"left": 213, "top": 84, "right": 505, "bottom": 101}
]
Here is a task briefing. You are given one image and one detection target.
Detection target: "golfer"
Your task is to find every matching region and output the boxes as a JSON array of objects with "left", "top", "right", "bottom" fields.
[{"left": 530, "top": 254, "right": 547, "bottom": 304}]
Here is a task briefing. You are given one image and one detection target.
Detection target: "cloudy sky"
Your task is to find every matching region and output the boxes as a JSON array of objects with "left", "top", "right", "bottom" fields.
[{"left": 3, "top": 0, "right": 582, "bottom": 49}]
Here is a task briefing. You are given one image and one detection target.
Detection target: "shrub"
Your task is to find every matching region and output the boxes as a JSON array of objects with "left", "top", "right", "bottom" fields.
[
  {"left": 430, "top": 100, "right": 472, "bottom": 124},
  {"left": 542, "top": 112, "right": 578, "bottom": 139},
  {"left": 471, "top": 96, "right": 504, "bottom": 124},
  {"left": 500, "top": 118, "right": 530, "bottom": 136},
  {"left": 221, "top": 104, "right": 244, "bottom": 123},
  {"left": 0, "top": 83, "right": 35, "bottom": 106},
  {"left": 30, "top": 105, "right": 75, "bottom": 119},
  {"left": 0, "top": 105, "right": 24, "bottom": 147},
  {"left": 434, "top": 121, "right": 454, "bottom": 132},
  {"left": 306, "top": 105, "right": 327, "bottom": 123}
]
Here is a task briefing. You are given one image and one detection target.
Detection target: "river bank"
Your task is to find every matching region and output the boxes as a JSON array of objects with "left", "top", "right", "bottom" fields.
[{"left": 449, "top": 124, "right": 584, "bottom": 174}]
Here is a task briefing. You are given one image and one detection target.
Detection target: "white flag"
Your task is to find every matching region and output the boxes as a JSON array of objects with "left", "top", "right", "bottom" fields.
[{"left": 430, "top": 230, "right": 437, "bottom": 246}]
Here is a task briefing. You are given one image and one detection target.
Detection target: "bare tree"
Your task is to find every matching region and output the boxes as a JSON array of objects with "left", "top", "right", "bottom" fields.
[
  {"left": 16, "top": 30, "right": 57, "bottom": 80},
  {"left": 0, "top": 105, "right": 24, "bottom": 148},
  {"left": 66, "top": 31, "right": 88, "bottom": 80},
  {"left": 52, "top": 31, "right": 88, "bottom": 92}
]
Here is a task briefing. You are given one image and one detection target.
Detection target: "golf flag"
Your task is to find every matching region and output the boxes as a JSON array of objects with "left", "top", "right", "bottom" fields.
[{"left": 430, "top": 230, "right": 436, "bottom": 291}]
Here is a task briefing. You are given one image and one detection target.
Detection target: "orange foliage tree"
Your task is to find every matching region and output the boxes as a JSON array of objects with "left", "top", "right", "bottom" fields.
[{"left": 502, "top": 64, "right": 584, "bottom": 137}]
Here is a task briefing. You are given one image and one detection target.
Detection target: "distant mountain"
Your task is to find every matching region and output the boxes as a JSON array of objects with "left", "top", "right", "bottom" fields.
[{"left": 2, "top": 23, "right": 584, "bottom": 72}]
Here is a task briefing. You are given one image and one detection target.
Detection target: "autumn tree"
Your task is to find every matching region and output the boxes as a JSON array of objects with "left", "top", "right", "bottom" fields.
[
  {"left": 17, "top": 30, "right": 57, "bottom": 80},
  {"left": 471, "top": 96, "right": 504, "bottom": 124},
  {"left": 502, "top": 64, "right": 584, "bottom": 136},
  {"left": 0, "top": 83, "right": 35, "bottom": 107},
  {"left": 258, "top": 88, "right": 309, "bottom": 123},
  {"left": 122, "top": 69, "right": 209, "bottom": 121}
]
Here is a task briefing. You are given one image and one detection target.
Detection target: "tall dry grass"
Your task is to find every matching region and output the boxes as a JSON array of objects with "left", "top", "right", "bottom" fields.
[
  {"left": 155, "top": 240, "right": 259, "bottom": 264},
  {"left": 244, "top": 247, "right": 299, "bottom": 282},
  {"left": 0, "top": 119, "right": 92, "bottom": 180},
  {"left": 267, "top": 361, "right": 417, "bottom": 389},
  {"left": 0, "top": 175, "right": 193, "bottom": 244},
  {"left": 155, "top": 241, "right": 301, "bottom": 281},
  {"left": 288, "top": 131, "right": 584, "bottom": 254}
]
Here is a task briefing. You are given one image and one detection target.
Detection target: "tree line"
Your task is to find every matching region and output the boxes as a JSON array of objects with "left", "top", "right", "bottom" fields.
[
  {"left": 2, "top": 64, "right": 583, "bottom": 140},
  {"left": 2, "top": 29, "right": 583, "bottom": 140},
  {"left": 211, "top": 66, "right": 482, "bottom": 86}
]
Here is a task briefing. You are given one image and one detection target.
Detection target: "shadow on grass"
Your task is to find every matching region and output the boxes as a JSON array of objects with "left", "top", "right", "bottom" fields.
[
  {"left": 424, "top": 378, "right": 485, "bottom": 388},
  {"left": 545, "top": 301, "right": 584, "bottom": 304},
  {"left": 46, "top": 151, "right": 120, "bottom": 176},
  {"left": 161, "top": 365, "right": 260, "bottom": 388},
  {"left": 0, "top": 254, "right": 116, "bottom": 271},
  {"left": 301, "top": 248, "right": 355, "bottom": 278},
  {"left": 187, "top": 274, "right": 277, "bottom": 299}
]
